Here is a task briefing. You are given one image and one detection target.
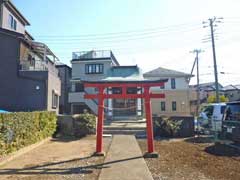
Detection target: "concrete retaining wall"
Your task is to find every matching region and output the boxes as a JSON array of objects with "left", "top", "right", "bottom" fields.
[{"left": 57, "top": 115, "right": 74, "bottom": 136}]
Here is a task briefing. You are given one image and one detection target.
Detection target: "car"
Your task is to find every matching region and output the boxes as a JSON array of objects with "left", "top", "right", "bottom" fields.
[
  {"left": 198, "top": 103, "right": 226, "bottom": 132},
  {"left": 222, "top": 101, "right": 240, "bottom": 143},
  {"left": 0, "top": 109, "right": 9, "bottom": 113}
]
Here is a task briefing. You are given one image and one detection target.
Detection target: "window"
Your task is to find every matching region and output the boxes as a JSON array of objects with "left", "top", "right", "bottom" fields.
[
  {"left": 75, "top": 83, "right": 84, "bottom": 92},
  {"left": 161, "top": 101, "right": 166, "bottom": 111},
  {"left": 221, "top": 106, "right": 226, "bottom": 114},
  {"left": 85, "top": 64, "right": 104, "bottom": 74},
  {"left": 203, "top": 105, "right": 214, "bottom": 117},
  {"left": 8, "top": 14, "right": 17, "bottom": 30},
  {"left": 224, "top": 104, "right": 240, "bottom": 121},
  {"left": 112, "top": 87, "right": 122, "bottom": 94},
  {"left": 171, "top": 78, "right": 176, "bottom": 89},
  {"left": 160, "top": 84, "right": 165, "bottom": 89},
  {"left": 127, "top": 87, "right": 137, "bottom": 94},
  {"left": 172, "top": 101, "right": 177, "bottom": 111},
  {"left": 52, "top": 91, "right": 58, "bottom": 109}
]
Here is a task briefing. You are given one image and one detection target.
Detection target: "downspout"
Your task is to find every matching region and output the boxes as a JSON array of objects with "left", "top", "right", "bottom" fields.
[
  {"left": 64, "top": 67, "right": 67, "bottom": 113},
  {"left": 0, "top": 0, "right": 3, "bottom": 28},
  {"left": 45, "top": 75, "right": 48, "bottom": 111}
]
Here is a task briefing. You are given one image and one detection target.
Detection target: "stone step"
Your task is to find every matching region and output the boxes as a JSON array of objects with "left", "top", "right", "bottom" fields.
[
  {"left": 104, "top": 126, "right": 146, "bottom": 131},
  {"left": 111, "top": 116, "right": 141, "bottom": 120},
  {"left": 105, "top": 120, "right": 146, "bottom": 124},
  {"left": 103, "top": 129, "right": 146, "bottom": 135}
]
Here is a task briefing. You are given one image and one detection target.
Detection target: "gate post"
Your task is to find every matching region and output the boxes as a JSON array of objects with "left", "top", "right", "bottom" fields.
[
  {"left": 144, "top": 86, "right": 158, "bottom": 158},
  {"left": 95, "top": 87, "right": 105, "bottom": 156}
]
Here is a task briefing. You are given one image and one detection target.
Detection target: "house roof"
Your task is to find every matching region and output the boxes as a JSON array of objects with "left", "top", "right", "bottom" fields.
[
  {"left": 190, "top": 82, "right": 223, "bottom": 91},
  {"left": 143, "top": 67, "right": 193, "bottom": 78},
  {"left": 102, "top": 65, "right": 145, "bottom": 82},
  {"left": 222, "top": 84, "right": 240, "bottom": 91},
  {"left": 3, "top": 0, "right": 30, "bottom": 26},
  {"left": 0, "top": 27, "right": 24, "bottom": 38},
  {"left": 79, "top": 65, "right": 168, "bottom": 84},
  {"left": 55, "top": 62, "right": 72, "bottom": 69}
]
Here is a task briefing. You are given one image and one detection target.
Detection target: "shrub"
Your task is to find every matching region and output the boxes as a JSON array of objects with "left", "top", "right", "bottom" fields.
[
  {"left": 154, "top": 116, "right": 183, "bottom": 137},
  {"left": 207, "top": 95, "right": 229, "bottom": 103},
  {"left": 72, "top": 113, "right": 96, "bottom": 138},
  {"left": 0, "top": 111, "right": 57, "bottom": 155}
]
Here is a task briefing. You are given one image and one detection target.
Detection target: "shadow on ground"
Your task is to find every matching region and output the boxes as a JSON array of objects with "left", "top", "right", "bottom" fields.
[
  {"left": 0, "top": 155, "right": 142, "bottom": 176},
  {"left": 205, "top": 143, "right": 240, "bottom": 157},
  {"left": 51, "top": 135, "right": 95, "bottom": 143},
  {"left": 184, "top": 136, "right": 214, "bottom": 144}
]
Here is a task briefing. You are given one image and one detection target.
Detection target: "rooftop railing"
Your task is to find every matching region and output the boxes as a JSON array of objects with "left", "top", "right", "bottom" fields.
[
  {"left": 72, "top": 50, "right": 119, "bottom": 65},
  {"left": 72, "top": 50, "right": 113, "bottom": 59}
]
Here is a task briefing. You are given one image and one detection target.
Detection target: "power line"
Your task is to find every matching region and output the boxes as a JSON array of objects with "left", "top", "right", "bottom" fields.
[
  {"left": 36, "top": 27, "right": 202, "bottom": 44},
  {"left": 35, "top": 22, "right": 201, "bottom": 38}
]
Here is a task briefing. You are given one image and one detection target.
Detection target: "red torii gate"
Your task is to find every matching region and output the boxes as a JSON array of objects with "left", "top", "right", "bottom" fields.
[{"left": 84, "top": 79, "right": 167, "bottom": 157}]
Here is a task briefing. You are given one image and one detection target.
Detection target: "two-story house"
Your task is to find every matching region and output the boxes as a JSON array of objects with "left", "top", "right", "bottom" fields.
[
  {"left": 69, "top": 50, "right": 119, "bottom": 115},
  {"left": 69, "top": 50, "right": 144, "bottom": 119},
  {"left": 144, "top": 67, "right": 193, "bottom": 116},
  {"left": 222, "top": 84, "right": 240, "bottom": 102},
  {"left": 0, "top": 0, "right": 61, "bottom": 113}
]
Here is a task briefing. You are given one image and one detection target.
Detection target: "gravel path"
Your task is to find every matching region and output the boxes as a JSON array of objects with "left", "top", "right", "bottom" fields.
[
  {"left": 0, "top": 136, "right": 112, "bottom": 180},
  {"left": 138, "top": 137, "right": 240, "bottom": 180}
]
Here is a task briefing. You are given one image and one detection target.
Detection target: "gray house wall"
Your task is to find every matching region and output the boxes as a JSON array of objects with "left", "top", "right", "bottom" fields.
[
  {"left": 56, "top": 64, "right": 72, "bottom": 114},
  {"left": 70, "top": 57, "right": 118, "bottom": 114},
  {"left": 72, "top": 59, "right": 114, "bottom": 81}
]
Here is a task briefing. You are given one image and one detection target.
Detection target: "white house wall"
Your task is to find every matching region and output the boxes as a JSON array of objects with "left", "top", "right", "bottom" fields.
[
  {"left": 72, "top": 60, "right": 113, "bottom": 81},
  {"left": 150, "top": 77, "right": 189, "bottom": 91}
]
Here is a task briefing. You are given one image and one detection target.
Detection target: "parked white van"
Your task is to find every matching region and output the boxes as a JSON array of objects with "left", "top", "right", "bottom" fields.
[{"left": 198, "top": 103, "right": 226, "bottom": 132}]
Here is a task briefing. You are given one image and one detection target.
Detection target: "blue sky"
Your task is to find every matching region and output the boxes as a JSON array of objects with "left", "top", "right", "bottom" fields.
[{"left": 12, "top": 0, "right": 240, "bottom": 85}]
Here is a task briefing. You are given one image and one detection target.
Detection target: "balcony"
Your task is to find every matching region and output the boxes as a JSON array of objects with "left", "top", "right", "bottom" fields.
[
  {"left": 19, "top": 58, "right": 59, "bottom": 76},
  {"left": 69, "top": 92, "right": 85, "bottom": 103},
  {"left": 72, "top": 50, "right": 119, "bottom": 65},
  {"left": 19, "top": 60, "right": 48, "bottom": 71}
]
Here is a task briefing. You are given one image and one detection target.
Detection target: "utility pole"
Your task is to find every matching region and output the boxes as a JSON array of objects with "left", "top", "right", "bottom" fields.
[
  {"left": 190, "top": 49, "right": 204, "bottom": 115},
  {"left": 203, "top": 17, "right": 223, "bottom": 103}
]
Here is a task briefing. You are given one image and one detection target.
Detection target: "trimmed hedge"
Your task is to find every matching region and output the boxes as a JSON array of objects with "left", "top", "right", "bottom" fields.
[
  {"left": 0, "top": 111, "right": 57, "bottom": 155},
  {"left": 56, "top": 113, "right": 96, "bottom": 137},
  {"left": 72, "top": 113, "right": 96, "bottom": 137}
]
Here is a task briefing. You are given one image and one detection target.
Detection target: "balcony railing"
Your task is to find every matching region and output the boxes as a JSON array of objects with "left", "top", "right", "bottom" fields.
[
  {"left": 19, "top": 60, "right": 48, "bottom": 71},
  {"left": 19, "top": 60, "right": 59, "bottom": 76}
]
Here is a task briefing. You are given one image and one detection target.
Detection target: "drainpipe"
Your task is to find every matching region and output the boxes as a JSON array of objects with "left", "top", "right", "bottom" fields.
[{"left": 0, "top": 0, "right": 3, "bottom": 28}]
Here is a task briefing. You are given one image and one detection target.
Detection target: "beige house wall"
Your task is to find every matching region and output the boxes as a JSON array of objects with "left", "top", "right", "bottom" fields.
[
  {"left": 2, "top": 5, "right": 25, "bottom": 34},
  {"left": 47, "top": 71, "right": 61, "bottom": 114},
  {"left": 150, "top": 90, "right": 191, "bottom": 116}
]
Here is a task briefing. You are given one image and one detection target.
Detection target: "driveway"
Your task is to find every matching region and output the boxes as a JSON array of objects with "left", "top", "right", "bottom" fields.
[{"left": 0, "top": 136, "right": 111, "bottom": 180}]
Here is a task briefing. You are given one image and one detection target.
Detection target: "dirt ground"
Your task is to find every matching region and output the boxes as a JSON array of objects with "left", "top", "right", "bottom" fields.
[
  {"left": 138, "top": 137, "right": 240, "bottom": 180},
  {"left": 0, "top": 136, "right": 111, "bottom": 180}
]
